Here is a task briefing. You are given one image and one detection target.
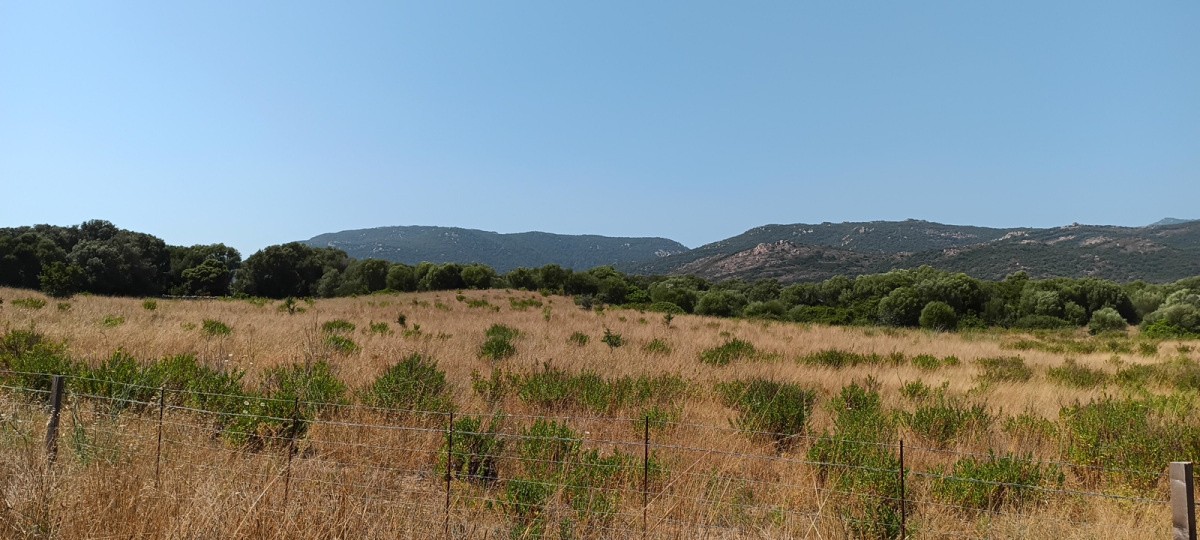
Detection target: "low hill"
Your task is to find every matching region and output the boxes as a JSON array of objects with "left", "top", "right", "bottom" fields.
[{"left": 304, "top": 226, "right": 688, "bottom": 272}]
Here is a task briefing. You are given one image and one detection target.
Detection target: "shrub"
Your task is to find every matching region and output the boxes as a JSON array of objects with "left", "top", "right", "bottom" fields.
[
  {"left": 11, "top": 298, "right": 46, "bottom": 310},
  {"left": 808, "top": 379, "right": 902, "bottom": 538},
  {"left": 262, "top": 360, "right": 348, "bottom": 409},
  {"left": 0, "top": 329, "right": 80, "bottom": 392},
  {"left": 363, "top": 353, "right": 452, "bottom": 412},
  {"left": 975, "top": 356, "right": 1033, "bottom": 383},
  {"left": 700, "top": 339, "right": 757, "bottom": 366},
  {"left": 919, "top": 301, "right": 958, "bottom": 331},
  {"left": 325, "top": 334, "right": 360, "bottom": 354},
  {"left": 933, "top": 453, "right": 1054, "bottom": 512},
  {"left": 900, "top": 380, "right": 932, "bottom": 401},
  {"left": 142, "top": 299, "right": 158, "bottom": 311},
  {"left": 568, "top": 332, "right": 590, "bottom": 347},
  {"left": 321, "top": 319, "right": 356, "bottom": 334},
  {"left": 799, "top": 349, "right": 889, "bottom": 369},
  {"left": 904, "top": 397, "right": 991, "bottom": 447},
  {"left": 601, "top": 328, "right": 624, "bottom": 350},
  {"left": 642, "top": 339, "right": 672, "bottom": 355},
  {"left": 201, "top": 319, "right": 232, "bottom": 337},
  {"left": 718, "top": 379, "right": 817, "bottom": 451},
  {"left": 79, "top": 350, "right": 162, "bottom": 408},
  {"left": 368, "top": 321, "right": 391, "bottom": 335},
  {"left": 101, "top": 315, "right": 126, "bottom": 328},
  {"left": 1059, "top": 396, "right": 1190, "bottom": 487},
  {"left": 480, "top": 325, "right": 518, "bottom": 360},
  {"left": 509, "top": 297, "right": 543, "bottom": 311},
  {"left": 1047, "top": 359, "right": 1109, "bottom": 388},
  {"left": 514, "top": 367, "right": 688, "bottom": 414},
  {"left": 646, "top": 301, "right": 685, "bottom": 315},
  {"left": 443, "top": 414, "right": 505, "bottom": 485},
  {"left": 1088, "top": 307, "right": 1128, "bottom": 335}
]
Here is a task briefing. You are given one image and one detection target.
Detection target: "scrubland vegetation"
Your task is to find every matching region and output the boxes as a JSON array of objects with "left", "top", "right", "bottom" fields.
[{"left": 2, "top": 285, "right": 1198, "bottom": 538}]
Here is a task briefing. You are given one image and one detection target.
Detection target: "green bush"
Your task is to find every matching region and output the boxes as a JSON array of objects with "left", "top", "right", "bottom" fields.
[
  {"left": 1013, "top": 315, "right": 1073, "bottom": 330},
  {"left": 933, "top": 452, "right": 1055, "bottom": 512},
  {"left": 362, "top": 353, "right": 452, "bottom": 412},
  {"left": 808, "top": 379, "right": 902, "bottom": 539},
  {"left": 799, "top": 349, "right": 890, "bottom": 369},
  {"left": 0, "top": 329, "right": 80, "bottom": 392},
  {"left": 201, "top": 319, "right": 232, "bottom": 337},
  {"left": 567, "top": 332, "right": 590, "bottom": 347},
  {"left": 324, "top": 334, "right": 360, "bottom": 354},
  {"left": 919, "top": 301, "right": 958, "bottom": 331},
  {"left": 1047, "top": 359, "right": 1109, "bottom": 388},
  {"left": 642, "top": 339, "right": 672, "bottom": 355},
  {"left": 321, "top": 319, "right": 356, "bottom": 334},
  {"left": 601, "top": 328, "right": 624, "bottom": 349},
  {"left": 718, "top": 378, "right": 817, "bottom": 450},
  {"left": 513, "top": 366, "right": 688, "bottom": 414},
  {"left": 142, "top": 299, "right": 158, "bottom": 311},
  {"left": 101, "top": 315, "right": 125, "bottom": 328},
  {"left": 368, "top": 321, "right": 391, "bottom": 335},
  {"left": 11, "top": 298, "right": 46, "bottom": 310},
  {"left": 700, "top": 339, "right": 757, "bottom": 366},
  {"left": 975, "top": 356, "right": 1033, "bottom": 383},
  {"left": 1088, "top": 307, "right": 1128, "bottom": 335},
  {"left": 645, "top": 301, "right": 685, "bottom": 315},
  {"left": 442, "top": 414, "right": 505, "bottom": 485},
  {"left": 1059, "top": 395, "right": 1194, "bottom": 487},
  {"left": 904, "top": 396, "right": 991, "bottom": 447},
  {"left": 78, "top": 350, "right": 162, "bottom": 408}
]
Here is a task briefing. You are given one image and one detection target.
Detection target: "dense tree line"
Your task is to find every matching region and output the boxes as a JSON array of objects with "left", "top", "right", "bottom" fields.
[{"left": 4, "top": 221, "right": 1200, "bottom": 338}]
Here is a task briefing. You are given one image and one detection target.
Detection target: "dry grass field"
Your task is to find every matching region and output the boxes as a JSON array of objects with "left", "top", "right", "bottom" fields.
[{"left": 1, "top": 286, "right": 1196, "bottom": 539}]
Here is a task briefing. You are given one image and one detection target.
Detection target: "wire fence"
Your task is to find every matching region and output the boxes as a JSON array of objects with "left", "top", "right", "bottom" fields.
[{"left": 0, "top": 372, "right": 1184, "bottom": 539}]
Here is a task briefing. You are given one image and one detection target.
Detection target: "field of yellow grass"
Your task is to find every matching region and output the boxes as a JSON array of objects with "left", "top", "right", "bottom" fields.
[{"left": 1, "top": 286, "right": 1194, "bottom": 539}]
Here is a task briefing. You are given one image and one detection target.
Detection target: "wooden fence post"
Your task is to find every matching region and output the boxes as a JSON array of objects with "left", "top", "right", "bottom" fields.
[
  {"left": 283, "top": 398, "right": 300, "bottom": 506},
  {"left": 44, "top": 375, "right": 65, "bottom": 465},
  {"left": 1172, "top": 461, "right": 1196, "bottom": 540}
]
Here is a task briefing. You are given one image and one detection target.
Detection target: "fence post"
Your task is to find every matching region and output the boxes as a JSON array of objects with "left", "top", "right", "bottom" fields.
[
  {"left": 643, "top": 416, "right": 649, "bottom": 540},
  {"left": 899, "top": 439, "right": 906, "bottom": 540},
  {"left": 283, "top": 398, "right": 300, "bottom": 506},
  {"left": 44, "top": 375, "right": 65, "bottom": 465},
  {"left": 1171, "top": 461, "right": 1196, "bottom": 540},
  {"left": 445, "top": 411, "right": 454, "bottom": 540},
  {"left": 155, "top": 386, "right": 165, "bottom": 487}
]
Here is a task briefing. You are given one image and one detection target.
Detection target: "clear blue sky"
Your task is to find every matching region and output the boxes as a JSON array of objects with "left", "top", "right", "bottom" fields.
[{"left": 2, "top": 2, "right": 1197, "bottom": 256}]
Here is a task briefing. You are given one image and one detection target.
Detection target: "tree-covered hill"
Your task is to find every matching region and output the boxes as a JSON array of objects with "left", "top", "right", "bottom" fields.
[{"left": 303, "top": 226, "right": 687, "bottom": 273}]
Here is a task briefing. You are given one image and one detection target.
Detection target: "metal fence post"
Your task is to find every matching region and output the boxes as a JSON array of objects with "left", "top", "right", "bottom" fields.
[
  {"left": 44, "top": 375, "right": 65, "bottom": 465},
  {"left": 1171, "top": 461, "right": 1196, "bottom": 540},
  {"left": 899, "top": 439, "right": 906, "bottom": 540},
  {"left": 643, "top": 416, "right": 650, "bottom": 540},
  {"left": 445, "top": 411, "right": 454, "bottom": 540},
  {"left": 155, "top": 386, "right": 165, "bottom": 487}
]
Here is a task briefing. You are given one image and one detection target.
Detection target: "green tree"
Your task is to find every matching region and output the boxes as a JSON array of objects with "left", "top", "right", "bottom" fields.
[
  {"left": 919, "top": 301, "right": 958, "bottom": 331},
  {"left": 695, "top": 289, "right": 748, "bottom": 317},
  {"left": 386, "top": 263, "right": 418, "bottom": 292}
]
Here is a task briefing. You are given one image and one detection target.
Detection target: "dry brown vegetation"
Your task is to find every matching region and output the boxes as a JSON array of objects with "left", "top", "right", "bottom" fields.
[{"left": 1, "top": 286, "right": 1195, "bottom": 539}]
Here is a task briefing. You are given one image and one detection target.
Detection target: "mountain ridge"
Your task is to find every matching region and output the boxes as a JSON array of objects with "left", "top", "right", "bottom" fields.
[{"left": 303, "top": 218, "right": 1200, "bottom": 284}]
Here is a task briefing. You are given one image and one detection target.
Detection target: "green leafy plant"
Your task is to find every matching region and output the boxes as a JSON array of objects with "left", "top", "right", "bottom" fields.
[
  {"left": 321, "top": 319, "right": 356, "bottom": 334},
  {"left": 700, "top": 338, "right": 756, "bottom": 366},
  {"left": 325, "top": 334, "right": 360, "bottom": 354},
  {"left": 568, "top": 332, "right": 590, "bottom": 347},
  {"left": 642, "top": 338, "right": 672, "bottom": 355},
  {"left": 368, "top": 321, "right": 391, "bottom": 335},
  {"left": 933, "top": 452, "right": 1056, "bottom": 512},
  {"left": 363, "top": 353, "right": 452, "bottom": 412},
  {"left": 975, "top": 356, "right": 1033, "bottom": 383},
  {"left": 601, "top": 328, "right": 624, "bottom": 350},
  {"left": 201, "top": 319, "right": 232, "bottom": 337},
  {"left": 101, "top": 315, "right": 125, "bottom": 328},
  {"left": 480, "top": 324, "right": 519, "bottom": 360},
  {"left": 1047, "top": 359, "right": 1109, "bottom": 388},
  {"left": 141, "top": 299, "right": 158, "bottom": 311},
  {"left": 11, "top": 298, "right": 46, "bottom": 310},
  {"left": 718, "top": 378, "right": 817, "bottom": 450}
]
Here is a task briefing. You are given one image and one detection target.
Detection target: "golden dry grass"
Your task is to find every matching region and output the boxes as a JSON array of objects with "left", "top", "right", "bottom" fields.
[{"left": 0, "top": 287, "right": 1191, "bottom": 539}]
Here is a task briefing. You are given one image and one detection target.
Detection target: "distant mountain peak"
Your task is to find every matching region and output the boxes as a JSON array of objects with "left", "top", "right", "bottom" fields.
[{"left": 1149, "top": 217, "right": 1197, "bottom": 228}]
